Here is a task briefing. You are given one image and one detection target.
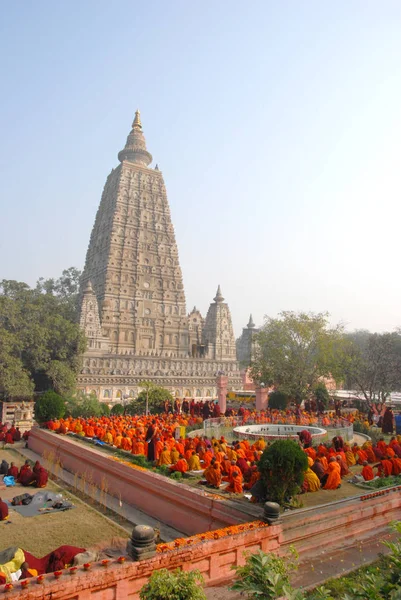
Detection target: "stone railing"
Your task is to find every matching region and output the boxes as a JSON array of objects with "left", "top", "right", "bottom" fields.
[
  {"left": 204, "top": 416, "right": 353, "bottom": 442},
  {"left": 2, "top": 521, "right": 281, "bottom": 599}
]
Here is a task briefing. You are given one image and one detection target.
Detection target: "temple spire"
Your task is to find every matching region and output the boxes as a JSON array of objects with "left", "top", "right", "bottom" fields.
[
  {"left": 247, "top": 314, "right": 255, "bottom": 328},
  {"left": 132, "top": 109, "right": 142, "bottom": 130},
  {"left": 214, "top": 285, "right": 224, "bottom": 303},
  {"left": 118, "top": 110, "right": 152, "bottom": 166}
]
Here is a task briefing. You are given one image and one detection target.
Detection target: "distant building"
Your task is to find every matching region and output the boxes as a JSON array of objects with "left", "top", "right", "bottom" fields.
[
  {"left": 77, "top": 111, "right": 241, "bottom": 401},
  {"left": 236, "top": 314, "right": 260, "bottom": 367}
]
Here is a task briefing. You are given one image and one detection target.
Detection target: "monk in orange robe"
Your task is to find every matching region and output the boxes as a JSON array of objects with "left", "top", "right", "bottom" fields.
[
  {"left": 157, "top": 446, "right": 172, "bottom": 466},
  {"left": 390, "top": 457, "right": 401, "bottom": 475},
  {"left": 206, "top": 463, "right": 222, "bottom": 488},
  {"left": 323, "top": 458, "right": 341, "bottom": 489},
  {"left": 188, "top": 452, "right": 201, "bottom": 471},
  {"left": 361, "top": 462, "right": 374, "bottom": 481},
  {"left": 378, "top": 458, "right": 393, "bottom": 477},
  {"left": 226, "top": 471, "right": 243, "bottom": 494},
  {"left": 170, "top": 455, "right": 188, "bottom": 473}
]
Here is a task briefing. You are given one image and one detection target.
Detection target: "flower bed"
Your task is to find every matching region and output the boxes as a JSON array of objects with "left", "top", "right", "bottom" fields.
[{"left": 156, "top": 520, "right": 268, "bottom": 552}]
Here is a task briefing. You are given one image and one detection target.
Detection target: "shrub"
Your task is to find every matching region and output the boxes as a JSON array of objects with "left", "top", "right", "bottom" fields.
[
  {"left": 231, "top": 549, "right": 303, "bottom": 600},
  {"left": 140, "top": 568, "right": 206, "bottom": 600},
  {"left": 258, "top": 439, "right": 308, "bottom": 505},
  {"left": 268, "top": 390, "right": 289, "bottom": 410},
  {"left": 170, "top": 471, "right": 182, "bottom": 480},
  {"left": 35, "top": 390, "right": 65, "bottom": 423},
  {"left": 111, "top": 403, "right": 125, "bottom": 416}
]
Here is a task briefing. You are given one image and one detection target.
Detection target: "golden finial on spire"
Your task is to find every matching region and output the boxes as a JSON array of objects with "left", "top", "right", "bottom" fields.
[{"left": 132, "top": 109, "right": 142, "bottom": 130}]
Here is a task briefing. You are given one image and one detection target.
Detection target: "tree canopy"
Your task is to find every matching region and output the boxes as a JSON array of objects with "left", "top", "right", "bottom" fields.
[
  {"left": 127, "top": 382, "right": 174, "bottom": 415},
  {"left": 250, "top": 311, "right": 345, "bottom": 404},
  {"left": 0, "top": 269, "right": 86, "bottom": 399},
  {"left": 65, "top": 391, "right": 110, "bottom": 418},
  {"left": 35, "top": 390, "right": 66, "bottom": 423},
  {"left": 343, "top": 330, "right": 401, "bottom": 405}
]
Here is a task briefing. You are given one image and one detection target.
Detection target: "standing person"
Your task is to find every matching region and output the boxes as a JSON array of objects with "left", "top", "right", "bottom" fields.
[
  {"left": 382, "top": 407, "right": 394, "bottom": 434},
  {"left": 145, "top": 420, "right": 157, "bottom": 462}
]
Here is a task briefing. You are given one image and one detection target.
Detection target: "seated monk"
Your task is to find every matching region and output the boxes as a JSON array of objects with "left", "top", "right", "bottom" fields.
[
  {"left": 33, "top": 461, "right": 41, "bottom": 474},
  {"left": 303, "top": 468, "right": 321, "bottom": 492},
  {"left": 34, "top": 467, "right": 48, "bottom": 488},
  {"left": 311, "top": 458, "right": 325, "bottom": 482},
  {"left": 377, "top": 458, "right": 393, "bottom": 477},
  {"left": 202, "top": 449, "right": 213, "bottom": 467},
  {"left": 336, "top": 455, "right": 349, "bottom": 477},
  {"left": 20, "top": 562, "right": 38, "bottom": 579},
  {"left": 323, "top": 457, "right": 341, "bottom": 490},
  {"left": 19, "top": 462, "right": 35, "bottom": 486},
  {"left": 244, "top": 464, "right": 260, "bottom": 490},
  {"left": 157, "top": 446, "right": 172, "bottom": 466},
  {"left": 0, "top": 497, "right": 8, "bottom": 521},
  {"left": 188, "top": 452, "right": 201, "bottom": 471},
  {"left": 344, "top": 445, "right": 356, "bottom": 466},
  {"left": 7, "top": 462, "right": 19, "bottom": 478},
  {"left": 355, "top": 448, "right": 368, "bottom": 465},
  {"left": 204, "top": 463, "right": 222, "bottom": 488},
  {"left": 170, "top": 447, "right": 179, "bottom": 464},
  {"left": 169, "top": 455, "right": 188, "bottom": 473},
  {"left": 226, "top": 471, "right": 243, "bottom": 494},
  {"left": 390, "top": 456, "right": 401, "bottom": 475},
  {"left": 361, "top": 461, "right": 374, "bottom": 481}
]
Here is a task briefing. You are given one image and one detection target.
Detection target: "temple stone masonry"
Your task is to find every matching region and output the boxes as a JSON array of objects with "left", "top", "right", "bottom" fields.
[{"left": 78, "top": 111, "right": 241, "bottom": 401}]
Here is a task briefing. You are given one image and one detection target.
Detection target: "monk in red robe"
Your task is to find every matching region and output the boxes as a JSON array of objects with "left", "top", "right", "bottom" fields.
[
  {"left": 34, "top": 467, "right": 48, "bottom": 488},
  {"left": 7, "top": 462, "right": 18, "bottom": 478},
  {"left": 0, "top": 498, "right": 8, "bottom": 521}
]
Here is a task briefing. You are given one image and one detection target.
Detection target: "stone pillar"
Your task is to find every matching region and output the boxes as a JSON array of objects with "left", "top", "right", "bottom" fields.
[
  {"left": 263, "top": 502, "right": 282, "bottom": 525},
  {"left": 255, "top": 386, "right": 268, "bottom": 411},
  {"left": 216, "top": 374, "right": 228, "bottom": 414},
  {"left": 126, "top": 525, "right": 156, "bottom": 561}
]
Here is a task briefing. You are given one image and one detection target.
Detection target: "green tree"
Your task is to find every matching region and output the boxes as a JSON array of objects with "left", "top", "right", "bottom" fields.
[
  {"left": 343, "top": 330, "right": 401, "bottom": 406},
  {"left": 258, "top": 439, "right": 308, "bottom": 505},
  {"left": 0, "top": 269, "right": 85, "bottom": 399},
  {"left": 129, "top": 382, "right": 173, "bottom": 415},
  {"left": 313, "top": 382, "right": 331, "bottom": 410},
  {"left": 251, "top": 311, "right": 345, "bottom": 405},
  {"left": 65, "top": 391, "right": 109, "bottom": 418},
  {"left": 35, "top": 390, "right": 66, "bottom": 423},
  {"left": 111, "top": 403, "right": 125, "bottom": 416},
  {"left": 268, "top": 390, "right": 289, "bottom": 410}
]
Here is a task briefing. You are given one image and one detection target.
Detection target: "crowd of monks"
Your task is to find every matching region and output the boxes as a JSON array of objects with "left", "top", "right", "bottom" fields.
[
  {"left": 0, "top": 458, "right": 48, "bottom": 491},
  {"left": 301, "top": 434, "right": 401, "bottom": 492},
  {"left": 42, "top": 406, "right": 400, "bottom": 499},
  {"left": 0, "top": 459, "right": 49, "bottom": 521},
  {"left": 0, "top": 423, "right": 28, "bottom": 446}
]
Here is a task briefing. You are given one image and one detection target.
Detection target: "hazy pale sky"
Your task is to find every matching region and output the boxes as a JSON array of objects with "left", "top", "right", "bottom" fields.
[{"left": 1, "top": 1, "right": 400, "bottom": 337}]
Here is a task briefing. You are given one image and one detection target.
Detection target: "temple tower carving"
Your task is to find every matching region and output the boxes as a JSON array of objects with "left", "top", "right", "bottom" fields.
[{"left": 78, "top": 111, "right": 241, "bottom": 401}]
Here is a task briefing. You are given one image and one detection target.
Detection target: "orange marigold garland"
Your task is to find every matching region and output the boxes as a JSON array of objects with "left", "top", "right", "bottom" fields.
[{"left": 156, "top": 520, "right": 268, "bottom": 552}]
